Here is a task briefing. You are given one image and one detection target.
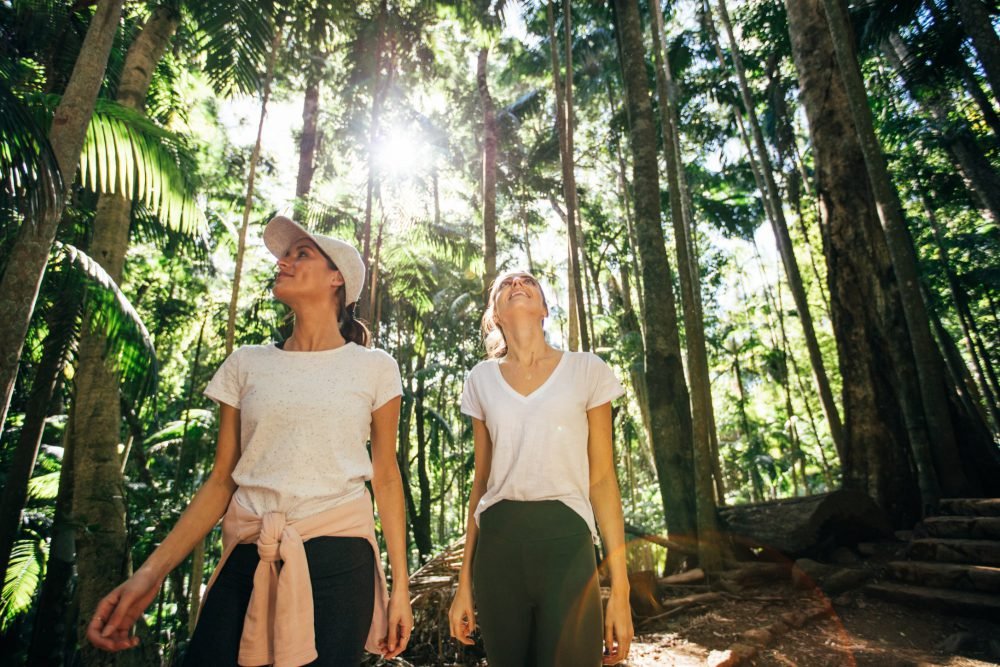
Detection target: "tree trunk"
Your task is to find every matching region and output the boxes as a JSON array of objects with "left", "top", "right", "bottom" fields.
[
  {"left": 923, "top": 195, "right": 1000, "bottom": 430},
  {"left": 821, "top": 0, "right": 978, "bottom": 503},
  {"left": 711, "top": 0, "right": 846, "bottom": 463},
  {"left": 0, "top": 0, "right": 125, "bottom": 432},
  {"left": 412, "top": 354, "right": 433, "bottom": 563},
  {"left": 649, "top": 0, "right": 723, "bottom": 565},
  {"left": 953, "top": 0, "right": 1000, "bottom": 103},
  {"left": 477, "top": 47, "right": 498, "bottom": 294},
  {"left": 884, "top": 34, "right": 1000, "bottom": 226},
  {"left": 0, "top": 277, "right": 77, "bottom": 582},
  {"left": 226, "top": 22, "right": 281, "bottom": 353},
  {"left": 295, "top": 72, "right": 321, "bottom": 199},
  {"left": 26, "top": 414, "right": 77, "bottom": 667},
  {"left": 787, "top": 0, "right": 935, "bottom": 523},
  {"left": 612, "top": 0, "right": 699, "bottom": 570},
  {"left": 359, "top": 0, "right": 388, "bottom": 320},
  {"left": 546, "top": 0, "right": 589, "bottom": 351},
  {"left": 69, "top": 10, "right": 180, "bottom": 663}
]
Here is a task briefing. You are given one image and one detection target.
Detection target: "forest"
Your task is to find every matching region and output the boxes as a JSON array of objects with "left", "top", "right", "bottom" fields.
[{"left": 1, "top": 0, "right": 999, "bottom": 665}]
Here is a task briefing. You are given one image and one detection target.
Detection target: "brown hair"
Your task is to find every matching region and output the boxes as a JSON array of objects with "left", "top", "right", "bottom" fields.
[
  {"left": 481, "top": 270, "right": 548, "bottom": 359},
  {"left": 320, "top": 252, "right": 370, "bottom": 347}
]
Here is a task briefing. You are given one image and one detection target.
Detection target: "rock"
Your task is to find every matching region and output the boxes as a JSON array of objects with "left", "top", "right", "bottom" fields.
[
  {"left": 739, "top": 627, "right": 772, "bottom": 646},
  {"left": 821, "top": 568, "right": 871, "bottom": 595},
  {"left": 707, "top": 643, "right": 756, "bottom": 667},
  {"left": 792, "top": 558, "right": 837, "bottom": 588},
  {"left": 828, "top": 546, "right": 860, "bottom": 564},
  {"left": 936, "top": 631, "right": 980, "bottom": 653}
]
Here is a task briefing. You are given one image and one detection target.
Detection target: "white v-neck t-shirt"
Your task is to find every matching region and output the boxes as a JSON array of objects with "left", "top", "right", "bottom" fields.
[
  {"left": 204, "top": 342, "right": 402, "bottom": 521},
  {"left": 460, "top": 350, "right": 625, "bottom": 539}
]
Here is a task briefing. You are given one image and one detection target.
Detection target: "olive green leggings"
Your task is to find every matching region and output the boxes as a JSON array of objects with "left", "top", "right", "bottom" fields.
[{"left": 472, "top": 500, "right": 603, "bottom": 667}]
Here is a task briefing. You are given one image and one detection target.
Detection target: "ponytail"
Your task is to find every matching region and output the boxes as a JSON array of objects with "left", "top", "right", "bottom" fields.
[{"left": 338, "top": 287, "right": 371, "bottom": 346}]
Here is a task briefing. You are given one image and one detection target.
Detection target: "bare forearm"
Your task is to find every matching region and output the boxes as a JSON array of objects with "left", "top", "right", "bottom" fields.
[
  {"left": 458, "top": 481, "right": 486, "bottom": 585},
  {"left": 591, "top": 477, "right": 629, "bottom": 594},
  {"left": 372, "top": 472, "right": 410, "bottom": 592},
  {"left": 138, "top": 474, "right": 236, "bottom": 581}
]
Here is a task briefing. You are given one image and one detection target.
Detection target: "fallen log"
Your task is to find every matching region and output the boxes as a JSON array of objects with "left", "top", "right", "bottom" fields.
[
  {"left": 624, "top": 523, "right": 699, "bottom": 555},
  {"left": 716, "top": 490, "right": 892, "bottom": 559}
]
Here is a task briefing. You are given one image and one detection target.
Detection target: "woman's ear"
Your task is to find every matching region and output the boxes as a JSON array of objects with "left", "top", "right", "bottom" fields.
[{"left": 330, "top": 270, "right": 346, "bottom": 289}]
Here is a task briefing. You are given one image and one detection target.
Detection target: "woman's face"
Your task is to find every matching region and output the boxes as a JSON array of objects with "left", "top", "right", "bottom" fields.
[
  {"left": 494, "top": 272, "right": 547, "bottom": 324},
  {"left": 273, "top": 237, "right": 343, "bottom": 306}
]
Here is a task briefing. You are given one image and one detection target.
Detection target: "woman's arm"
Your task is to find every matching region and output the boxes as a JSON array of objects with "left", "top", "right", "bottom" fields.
[
  {"left": 369, "top": 395, "right": 412, "bottom": 659},
  {"left": 87, "top": 402, "right": 242, "bottom": 652},
  {"left": 448, "top": 417, "right": 492, "bottom": 645},
  {"left": 588, "top": 401, "right": 633, "bottom": 665}
]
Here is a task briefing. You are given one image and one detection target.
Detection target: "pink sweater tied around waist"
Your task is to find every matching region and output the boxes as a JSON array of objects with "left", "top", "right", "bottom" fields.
[{"left": 201, "top": 490, "right": 389, "bottom": 667}]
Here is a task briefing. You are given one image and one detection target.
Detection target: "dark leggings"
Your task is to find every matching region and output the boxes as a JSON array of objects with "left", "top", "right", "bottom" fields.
[
  {"left": 473, "top": 500, "right": 603, "bottom": 667},
  {"left": 183, "top": 536, "right": 375, "bottom": 667}
]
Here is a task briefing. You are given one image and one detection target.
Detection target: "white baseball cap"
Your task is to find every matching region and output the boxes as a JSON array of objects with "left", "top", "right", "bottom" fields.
[{"left": 262, "top": 215, "right": 366, "bottom": 306}]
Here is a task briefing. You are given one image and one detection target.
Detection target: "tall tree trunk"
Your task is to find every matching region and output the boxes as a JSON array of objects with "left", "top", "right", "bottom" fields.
[
  {"left": 477, "top": 47, "right": 498, "bottom": 294},
  {"left": 953, "top": 0, "right": 1000, "bottom": 103},
  {"left": 411, "top": 354, "right": 433, "bottom": 563},
  {"left": 711, "top": 0, "right": 846, "bottom": 462},
  {"left": 820, "top": 0, "right": 977, "bottom": 502},
  {"left": 884, "top": 34, "right": 1000, "bottom": 226},
  {"left": 69, "top": 10, "right": 180, "bottom": 664},
  {"left": 787, "top": 0, "right": 935, "bottom": 523},
  {"left": 0, "top": 0, "right": 125, "bottom": 432},
  {"left": 295, "top": 72, "right": 321, "bottom": 199},
  {"left": 0, "top": 278, "right": 77, "bottom": 582},
  {"left": 546, "top": 0, "right": 589, "bottom": 351},
  {"left": 359, "top": 0, "right": 389, "bottom": 320},
  {"left": 923, "top": 197, "right": 1000, "bottom": 429},
  {"left": 651, "top": 0, "right": 726, "bottom": 505},
  {"left": 612, "top": 0, "right": 701, "bottom": 570},
  {"left": 227, "top": 22, "right": 281, "bottom": 353},
  {"left": 26, "top": 413, "right": 77, "bottom": 667}
]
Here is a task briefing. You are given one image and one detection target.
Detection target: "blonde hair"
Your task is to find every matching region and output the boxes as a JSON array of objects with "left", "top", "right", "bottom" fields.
[{"left": 481, "top": 270, "right": 549, "bottom": 359}]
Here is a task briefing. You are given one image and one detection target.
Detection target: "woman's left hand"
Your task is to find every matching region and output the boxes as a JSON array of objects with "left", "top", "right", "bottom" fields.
[
  {"left": 381, "top": 590, "right": 414, "bottom": 659},
  {"left": 602, "top": 590, "right": 633, "bottom": 665}
]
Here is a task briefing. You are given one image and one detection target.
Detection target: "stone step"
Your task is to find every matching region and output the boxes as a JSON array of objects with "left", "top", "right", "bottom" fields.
[
  {"left": 907, "top": 538, "right": 1000, "bottom": 565},
  {"left": 887, "top": 561, "right": 1000, "bottom": 594},
  {"left": 919, "top": 516, "right": 1000, "bottom": 540},
  {"left": 866, "top": 582, "right": 1000, "bottom": 618},
  {"left": 938, "top": 498, "right": 1000, "bottom": 517}
]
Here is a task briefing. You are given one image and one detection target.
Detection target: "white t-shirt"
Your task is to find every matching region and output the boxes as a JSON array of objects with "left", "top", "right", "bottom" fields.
[
  {"left": 204, "top": 342, "right": 403, "bottom": 521},
  {"left": 460, "top": 351, "right": 625, "bottom": 539}
]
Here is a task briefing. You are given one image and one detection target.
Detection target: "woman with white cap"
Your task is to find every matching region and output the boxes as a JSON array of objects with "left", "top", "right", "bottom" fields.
[
  {"left": 86, "top": 216, "right": 413, "bottom": 666},
  {"left": 448, "top": 270, "right": 633, "bottom": 666}
]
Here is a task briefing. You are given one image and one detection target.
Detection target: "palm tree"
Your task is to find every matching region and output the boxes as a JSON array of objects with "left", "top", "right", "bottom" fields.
[{"left": 0, "top": 0, "right": 125, "bottom": 434}]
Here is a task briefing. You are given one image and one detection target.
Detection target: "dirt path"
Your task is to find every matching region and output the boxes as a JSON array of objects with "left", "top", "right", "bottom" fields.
[{"left": 627, "top": 583, "right": 999, "bottom": 666}]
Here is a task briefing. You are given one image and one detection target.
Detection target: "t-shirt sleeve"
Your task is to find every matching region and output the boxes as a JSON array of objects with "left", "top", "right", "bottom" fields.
[
  {"left": 586, "top": 353, "right": 626, "bottom": 410},
  {"left": 204, "top": 348, "right": 243, "bottom": 408},
  {"left": 460, "top": 368, "right": 485, "bottom": 421},
  {"left": 372, "top": 352, "right": 403, "bottom": 410}
]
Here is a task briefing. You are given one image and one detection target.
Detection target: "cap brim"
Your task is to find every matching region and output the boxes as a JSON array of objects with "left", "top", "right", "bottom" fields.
[{"left": 263, "top": 215, "right": 317, "bottom": 259}]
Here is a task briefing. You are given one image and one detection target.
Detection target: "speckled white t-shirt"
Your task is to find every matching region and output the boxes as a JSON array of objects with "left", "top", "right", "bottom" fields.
[
  {"left": 460, "top": 351, "right": 625, "bottom": 539},
  {"left": 204, "top": 342, "right": 403, "bottom": 521}
]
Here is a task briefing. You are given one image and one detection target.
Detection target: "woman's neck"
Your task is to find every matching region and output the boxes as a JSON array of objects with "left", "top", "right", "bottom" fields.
[
  {"left": 502, "top": 317, "right": 552, "bottom": 365},
  {"left": 284, "top": 303, "right": 345, "bottom": 351}
]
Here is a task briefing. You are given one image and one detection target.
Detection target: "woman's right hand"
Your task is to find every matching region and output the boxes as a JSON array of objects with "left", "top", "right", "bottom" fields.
[
  {"left": 86, "top": 568, "right": 163, "bottom": 652},
  {"left": 448, "top": 580, "right": 476, "bottom": 646}
]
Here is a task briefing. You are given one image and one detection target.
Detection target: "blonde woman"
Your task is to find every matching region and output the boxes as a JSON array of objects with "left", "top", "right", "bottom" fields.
[
  {"left": 87, "top": 216, "right": 413, "bottom": 666},
  {"left": 448, "top": 270, "right": 633, "bottom": 666}
]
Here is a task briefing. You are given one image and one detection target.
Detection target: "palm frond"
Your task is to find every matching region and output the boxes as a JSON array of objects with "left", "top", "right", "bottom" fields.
[
  {"left": 52, "top": 242, "right": 158, "bottom": 408},
  {"left": 20, "top": 92, "right": 205, "bottom": 236},
  {"left": 187, "top": 0, "right": 278, "bottom": 97},
  {"left": 1, "top": 538, "right": 46, "bottom": 630},
  {"left": 27, "top": 471, "right": 60, "bottom": 501},
  {"left": 0, "top": 77, "right": 63, "bottom": 222}
]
